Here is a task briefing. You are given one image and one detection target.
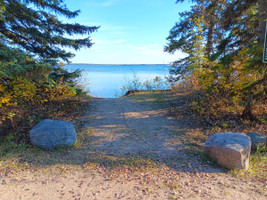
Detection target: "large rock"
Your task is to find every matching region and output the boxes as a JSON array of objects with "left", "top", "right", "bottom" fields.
[
  {"left": 30, "top": 119, "right": 76, "bottom": 150},
  {"left": 247, "top": 132, "right": 267, "bottom": 151},
  {"left": 204, "top": 132, "right": 251, "bottom": 170}
]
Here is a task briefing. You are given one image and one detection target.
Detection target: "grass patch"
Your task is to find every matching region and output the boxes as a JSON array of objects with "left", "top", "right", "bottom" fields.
[
  {"left": 126, "top": 90, "right": 176, "bottom": 109},
  {"left": 129, "top": 90, "right": 266, "bottom": 182},
  {"left": 0, "top": 95, "right": 92, "bottom": 173},
  {"left": 0, "top": 127, "right": 163, "bottom": 177},
  {"left": 82, "top": 152, "right": 160, "bottom": 171},
  {"left": 1, "top": 90, "right": 266, "bottom": 185},
  {"left": 230, "top": 150, "right": 267, "bottom": 182}
]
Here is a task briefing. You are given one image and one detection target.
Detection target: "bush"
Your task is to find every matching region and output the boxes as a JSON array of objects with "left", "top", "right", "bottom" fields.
[
  {"left": 0, "top": 47, "right": 87, "bottom": 142},
  {"left": 121, "top": 74, "right": 169, "bottom": 96}
]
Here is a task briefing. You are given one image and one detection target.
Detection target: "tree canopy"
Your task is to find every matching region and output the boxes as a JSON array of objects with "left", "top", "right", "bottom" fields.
[
  {"left": 166, "top": 0, "right": 267, "bottom": 120},
  {"left": 0, "top": 0, "right": 99, "bottom": 138},
  {"left": 0, "top": 0, "right": 99, "bottom": 61}
]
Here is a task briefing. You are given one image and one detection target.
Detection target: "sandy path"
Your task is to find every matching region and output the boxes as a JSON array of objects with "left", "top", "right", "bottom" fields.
[
  {"left": 0, "top": 97, "right": 266, "bottom": 200},
  {"left": 85, "top": 98, "right": 181, "bottom": 158}
]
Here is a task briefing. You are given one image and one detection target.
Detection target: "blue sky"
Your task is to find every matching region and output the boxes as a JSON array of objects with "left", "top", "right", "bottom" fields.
[{"left": 63, "top": 0, "right": 191, "bottom": 64}]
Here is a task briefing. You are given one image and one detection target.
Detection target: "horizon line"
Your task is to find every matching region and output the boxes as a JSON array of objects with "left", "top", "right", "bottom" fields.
[{"left": 66, "top": 63, "right": 171, "bottom": 65}]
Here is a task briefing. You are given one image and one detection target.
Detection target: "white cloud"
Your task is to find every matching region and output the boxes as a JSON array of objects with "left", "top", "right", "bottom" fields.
[
  {"left": 129, "top": 44, "right": 165, "bottom": 56},
  {"left": 69, "top": 40, "right": 185, "bottom": 65}
]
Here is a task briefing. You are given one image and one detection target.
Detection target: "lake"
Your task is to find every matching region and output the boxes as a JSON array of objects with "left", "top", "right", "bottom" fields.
[{"left": 65, "top": 64, "right": 170, "bottom": 98}]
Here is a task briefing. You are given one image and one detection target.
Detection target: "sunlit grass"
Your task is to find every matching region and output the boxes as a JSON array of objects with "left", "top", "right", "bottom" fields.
[{"left": 229, "top": 149, "right": 267, "bottom": 182}]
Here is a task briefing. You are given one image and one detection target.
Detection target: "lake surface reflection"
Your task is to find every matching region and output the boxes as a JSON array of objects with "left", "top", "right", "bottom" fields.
[{"left": 65, "top": 64, "right": 170, "bottom": 98}]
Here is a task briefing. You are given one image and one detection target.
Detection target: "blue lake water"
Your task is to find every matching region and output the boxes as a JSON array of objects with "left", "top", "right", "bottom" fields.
[{"left": 65, "top": 64, "right": 170, "bottom": 98}]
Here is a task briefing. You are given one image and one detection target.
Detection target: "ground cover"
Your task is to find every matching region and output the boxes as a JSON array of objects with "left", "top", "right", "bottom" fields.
[{"left": 0, "top": 91, "right": 266, "bottom": 199}]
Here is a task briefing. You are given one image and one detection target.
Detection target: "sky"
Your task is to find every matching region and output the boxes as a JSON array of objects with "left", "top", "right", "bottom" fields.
[{"left": 63, "top": 0, "right": 191, "bottom": 64}]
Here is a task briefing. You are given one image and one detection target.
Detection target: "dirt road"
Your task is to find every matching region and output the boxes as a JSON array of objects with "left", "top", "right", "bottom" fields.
[{"left": 0, "top": 96, "right": 265, "bottom": 199}]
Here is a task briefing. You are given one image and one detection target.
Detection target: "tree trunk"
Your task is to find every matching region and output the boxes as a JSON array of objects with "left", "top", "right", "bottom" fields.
[
  {"left": 205, "top": 0, "right": 218, "bottom": 66},
  {"left": 242, "top": 95, "right": 255, "bottom": 120},
  {"left": 206, "top": 18, "right": 215, "bottom": 59},
  {"left": 258, "top": 0, "right": 267, "bottom": 43},
  {"left": 242, "top": 0, "right": 267, "bottom": 121}
]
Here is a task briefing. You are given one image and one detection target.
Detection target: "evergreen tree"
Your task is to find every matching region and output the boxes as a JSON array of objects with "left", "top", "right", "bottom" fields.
[
  {"left": 0, "top": 0, "right": 99, "bottom": 61},
  {"left": 166, "top": 0, "right": 267, "bottom": 120},
  {"left": 219, "top": 0, "right": 267, "bottom": 119},
  {"left": 0, "top": 0, "right": 99, "bottom": 135},
  {"left": 165, "top": 0, "right": 224, "bottom": 82}
]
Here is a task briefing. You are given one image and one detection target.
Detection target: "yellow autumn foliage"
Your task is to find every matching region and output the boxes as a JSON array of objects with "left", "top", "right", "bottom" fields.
[{"left": 0, "top": 76, "right": 77, "bottom": 124}]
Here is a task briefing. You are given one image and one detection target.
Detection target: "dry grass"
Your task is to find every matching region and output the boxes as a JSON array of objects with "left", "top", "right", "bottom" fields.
[
  {"left": 0, "top": 90, "right": 266, "bottom": 183},
  {"left": 128, "top": 90, "right": 267, "bottom": 182}
]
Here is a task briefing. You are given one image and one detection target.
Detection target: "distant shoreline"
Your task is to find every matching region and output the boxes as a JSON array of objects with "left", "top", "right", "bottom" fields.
[{"left": 66, "top": 63, "right": 170, "bottom": 66}]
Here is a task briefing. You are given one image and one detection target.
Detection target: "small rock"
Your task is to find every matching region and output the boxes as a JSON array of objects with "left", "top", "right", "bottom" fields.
[
  {"left": 218, "top": 181, "right": 223, "bottom": 185},
  {"left": 195, "top": 189, "right": 201, "bottom": 193},
  {"left": 247, "top": 132, "right": 266, "bottom": 151}
]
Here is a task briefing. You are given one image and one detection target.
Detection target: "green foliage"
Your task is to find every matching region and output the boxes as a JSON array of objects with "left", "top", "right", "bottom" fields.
[
  {"left": 166, "top": 0, "right": 267, "bottom": 121},
  {"left": 0, "top": 0, "right": 99, "bottom": 61},
  {"left": 121, "top": 74, "right": 169, "bottom": 96},
  {"left": 0, "top": 0, "right": 97, "bottom": 141},
  {"left": 230, "top": 150, "right": 266, "bottom": 182}
]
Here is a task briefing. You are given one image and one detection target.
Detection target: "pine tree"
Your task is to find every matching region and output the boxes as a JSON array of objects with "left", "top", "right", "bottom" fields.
[
  {"left": 0, "top": 0, "right": 99, "bottom": 135},
  {"left": 219, "top": 0, "right": 267, "bottom": 119},
  {"left": 166, "top": 0, "right": 267, "bottom": 120},
  {"left": 165, "top": 0, "right": 224, "bottom": 82},
  {"left": 0, "top": 0, "right": 99, "bottom": 61}
]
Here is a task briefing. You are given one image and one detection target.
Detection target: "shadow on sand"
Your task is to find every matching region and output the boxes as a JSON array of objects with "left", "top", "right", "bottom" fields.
[{"left": 1, "top": 94, "right": 225, "bottom": 175}]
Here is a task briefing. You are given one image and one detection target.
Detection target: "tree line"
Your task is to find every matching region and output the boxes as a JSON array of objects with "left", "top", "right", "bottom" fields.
[
  {"left": 165, "top": 0, "right": 266, "bottom": 122},
  {"left": 0, "top": 0, "right": 266, "bottom": 140},
  {"left": 0, "top": 0, "right": 98, "bottom": 140}
]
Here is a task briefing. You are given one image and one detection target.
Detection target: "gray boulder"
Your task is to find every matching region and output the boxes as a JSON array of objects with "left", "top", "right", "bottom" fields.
[
  {"left": 204, "top": 132, "right": 251, "bottom": 170},
  {"left": 247, "top": 132, "right": 266, "bottom": 151},
  {"left": 30, "top": 119, "right": 76, "bottom": 150}
]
